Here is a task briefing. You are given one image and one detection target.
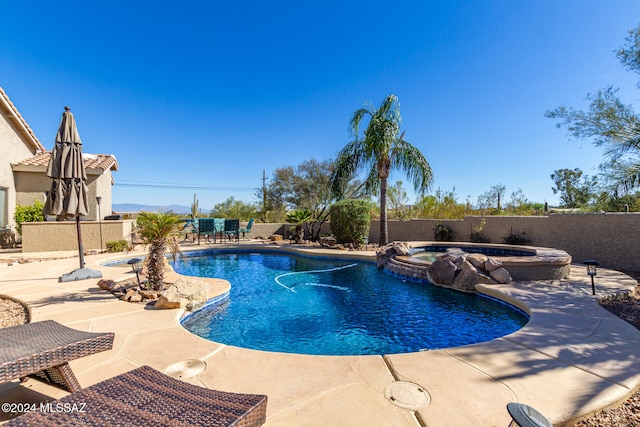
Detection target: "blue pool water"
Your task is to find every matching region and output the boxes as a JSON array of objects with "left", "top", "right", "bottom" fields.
[{"left": 175, "top": 251, "right": 528, "bottom": 356}]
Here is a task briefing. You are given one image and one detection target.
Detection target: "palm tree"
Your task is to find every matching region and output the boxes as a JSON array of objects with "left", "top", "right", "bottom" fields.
[
  {"left": 136, "top": 211, "right": 181, "bottom": 290},
  {"left": 286, "top": 209, "right": 313, "bottom": 244},
  {"left": 331, "top": 94, "right": 433, "bottom": 245}
]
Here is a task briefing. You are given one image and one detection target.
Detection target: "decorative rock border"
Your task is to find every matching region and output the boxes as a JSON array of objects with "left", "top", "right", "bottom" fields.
[
  {"left": 379, "top": 242, "right": 572, "bottom": 289},
  {"left": 414, "top": 242, "right": 571, "bottom": 281},
  {"left": 97, "top": 275, "right": 212, "bottom": 311}
]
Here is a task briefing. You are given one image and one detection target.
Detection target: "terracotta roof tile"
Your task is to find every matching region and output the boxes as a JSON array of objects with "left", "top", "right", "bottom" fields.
[{"left": 11, "top": 151, "right": 118, "bottom": 172}]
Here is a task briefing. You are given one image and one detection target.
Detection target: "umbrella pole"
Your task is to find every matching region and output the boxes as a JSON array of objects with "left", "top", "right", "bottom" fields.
[
  {"left": 60, "top": 216, "right": 101, "bottom": 282},
  {"left": 76, "top": 216, "right": 85, "bottom": 269}
]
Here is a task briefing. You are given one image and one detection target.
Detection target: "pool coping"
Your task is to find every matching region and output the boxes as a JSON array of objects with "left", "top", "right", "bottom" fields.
[{"left": 1, "top": 242, "right": 639, "bottom": 426}]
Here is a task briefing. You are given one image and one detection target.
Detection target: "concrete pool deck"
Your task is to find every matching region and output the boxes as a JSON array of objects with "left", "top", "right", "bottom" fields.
[{"left": 1, "top": 242, "right": 639, "bottom": 426}]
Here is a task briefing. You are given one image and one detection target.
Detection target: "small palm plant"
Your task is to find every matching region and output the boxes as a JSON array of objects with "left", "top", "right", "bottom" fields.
[
  {"left": 286, "top": 209, "right": 313, "bottom": 244},
  {"left": 136, "top": 211, "right": 181, "bottom": 290}
]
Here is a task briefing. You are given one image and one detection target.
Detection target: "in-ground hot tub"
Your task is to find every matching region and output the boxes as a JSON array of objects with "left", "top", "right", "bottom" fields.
[{"left": 395, "top": 242, "right": 572, "bottom": 282}]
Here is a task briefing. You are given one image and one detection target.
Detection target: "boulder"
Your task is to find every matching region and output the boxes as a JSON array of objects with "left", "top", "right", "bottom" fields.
[
  {"left": 428, "top": 258, "right": 458, "bottom": 285},
  {"left": 484, "top": 258, "right": 503, "bottom": 272},
  {"left": 377, "top": 242, "right": 409, "bottom": 268},
  {"left": 139, "top": 290, "right": 160, "bottom": 300},
  {"left": 452, "top": 260, "right": 480, "bottom": 292},
  {"left": 155, "top": 277, "right": 210, "bottom": 310},
  {"left": 489, "top": 267, "right": 512, "bottom": 284},
  {"left": 445, "top": 248, "right": 467, "bottom": 257},
  {"left": 466, "top": 253, "right": 488, "bottom": 269},
  {"left": 478, "top": 272, "right": 498, "bottom": 284},
  {"left": 97, "top": 279, "right": 117, "bottom": 291}
]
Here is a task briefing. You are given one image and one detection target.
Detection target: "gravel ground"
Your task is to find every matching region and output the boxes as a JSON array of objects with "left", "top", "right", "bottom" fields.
[
  {"left": 0, "top": 297, "right": 29, "bottom": 328},
  {"left": 1, "top": 280, "right": 639, "bottom": 426}
]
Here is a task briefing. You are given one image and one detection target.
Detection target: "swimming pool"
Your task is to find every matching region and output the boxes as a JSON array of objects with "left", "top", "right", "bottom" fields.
[{"left": 175, "top": 250, "right": 528, "bottom": 356}]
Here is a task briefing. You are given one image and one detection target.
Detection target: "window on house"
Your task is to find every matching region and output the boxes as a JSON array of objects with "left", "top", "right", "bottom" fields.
[{"left": 0, "top": 188, "right": 6, "bottom": 228}]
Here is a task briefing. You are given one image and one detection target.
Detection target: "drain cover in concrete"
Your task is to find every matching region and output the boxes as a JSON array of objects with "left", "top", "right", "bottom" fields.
[
  {"left": 163, "top": 359, "right": 206, "bottom": 379},
  {"left": 384, "top": 381, "right": 431, "bottom": 410}
]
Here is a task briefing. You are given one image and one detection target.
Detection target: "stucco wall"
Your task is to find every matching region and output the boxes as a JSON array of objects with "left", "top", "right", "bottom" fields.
[
  {"left": 0, "top": 114, "right": 37, "bottom": 228},
  {"left": 369, "top": 214, "right": 640, "bottom": 271},
  {"left": 21, "top": 220, "right": 134, "bottom": 252},
  {"left": 13, "top": 170, "right": 113, "bottom": 222}
]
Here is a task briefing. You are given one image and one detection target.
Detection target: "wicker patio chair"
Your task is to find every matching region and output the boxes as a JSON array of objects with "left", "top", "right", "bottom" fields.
[
  {"left": 0, "top": 320, "right": 114, "bottom": 392},
  {"left": 6, "top": 365, "right": 268, "bottom": 427}
]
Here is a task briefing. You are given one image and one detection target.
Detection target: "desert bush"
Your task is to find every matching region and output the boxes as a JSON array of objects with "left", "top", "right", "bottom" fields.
[
  {"left": 433, "top": 223, "right": 455, "bottom": 241},
  {"left": 503, "top": 228, "right": 530, "bottom": 245},
  {"left": 106, "top": 240, "right": 129, "bottom": 252},
  {"left": 330, "top": 199, "right": 371, "bottom": 248}
]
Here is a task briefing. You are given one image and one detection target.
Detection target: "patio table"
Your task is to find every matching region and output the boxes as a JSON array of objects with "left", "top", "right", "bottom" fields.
[{"left": 0, "top": 320, "right": 114, "bottom": 392}]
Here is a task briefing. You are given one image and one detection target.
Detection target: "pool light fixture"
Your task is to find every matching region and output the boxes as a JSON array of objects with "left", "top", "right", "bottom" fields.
[
  {"left": 582, "top": 260, "right": 599, "bottom": 295},
  {"left": 128, "top": 258, "right": 142, "bottom": 286}
]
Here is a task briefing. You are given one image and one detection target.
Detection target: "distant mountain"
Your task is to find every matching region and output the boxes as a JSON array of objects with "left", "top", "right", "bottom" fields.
[{"left": 113, "top": 203, "right": 196, "bottom": 214}]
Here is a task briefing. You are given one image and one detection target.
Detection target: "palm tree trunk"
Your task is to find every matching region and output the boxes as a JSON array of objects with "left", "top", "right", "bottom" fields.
[
  {"left": 148, "top": 239, "right": 166, "bottom": 291},
  {"left": 379, "top": 177, "right": 388, "bottom": 245}
]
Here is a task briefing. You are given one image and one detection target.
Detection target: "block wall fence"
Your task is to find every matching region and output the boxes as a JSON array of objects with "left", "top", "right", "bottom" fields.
[
  {"left": 18, "top": 214, "right": 640, "bottom": 272},
  {"left": 367, "top": 214, "right": 640, "bottom": 271}
]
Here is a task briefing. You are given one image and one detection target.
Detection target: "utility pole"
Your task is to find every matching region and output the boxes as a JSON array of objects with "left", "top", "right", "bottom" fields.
[{"left": 262, "top": 169, "right": 267, "bottom": 214}]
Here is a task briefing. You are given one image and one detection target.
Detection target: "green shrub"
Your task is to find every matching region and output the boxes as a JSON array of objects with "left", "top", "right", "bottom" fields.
[
  {"left": 330, "top": 199, "right": 371, "bottom": 248},
  {"left": 105, "top": 240, "right": 129, "bottom": 252},
  {"left": 14, "top": 200, "right": 45, "bottom": 235},
  {"left": 503, "top": 228, "right": 530, "bottom": 245},
  {"left": 470, "top": 219, "right": 489, "bottom": 243},
  {"left": 433, "top": 223, "right": 455, "bottom": 241}
]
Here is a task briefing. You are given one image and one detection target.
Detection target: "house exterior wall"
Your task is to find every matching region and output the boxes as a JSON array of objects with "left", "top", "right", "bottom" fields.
[
  {"left": 13, "top": 169, "right": 114, "bottom": 222},
  {"left": 93, "top": 169, "right": 114, "bottom": 220},
  {"left": 0, "top": 113, "right": 38, "bottom": 228}
]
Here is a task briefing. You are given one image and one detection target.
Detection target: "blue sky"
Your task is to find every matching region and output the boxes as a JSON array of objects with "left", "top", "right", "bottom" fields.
[{"left": 2, "top": 1, "right": 639, "bottom": 210}]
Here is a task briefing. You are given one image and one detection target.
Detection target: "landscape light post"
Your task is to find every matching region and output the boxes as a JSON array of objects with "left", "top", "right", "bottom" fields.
[
  {"left": 582, "top": 260, "right": 599, "bottom": 295},
  {"left": 96, "top": 196, "right": 103, "bottom": 252},
  {"left": 128, "top": 258, "right": 142, "bottom": 287}
]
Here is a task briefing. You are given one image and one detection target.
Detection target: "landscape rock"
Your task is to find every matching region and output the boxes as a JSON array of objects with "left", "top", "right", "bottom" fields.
[
  {"left": 424, "top": 250, "right": 513, "bottom": 292},
  {"left": 452, "top": 260, "right": 480, "bottom": 292},
  {"left": 139, "top": 290, "right": 160, "bottom": 300},
  {"left": 484, "top": 258, "right": 503, "bottom": 272},
  {"left": 97, "top": 279, "right": 117, "bottom": 291},
  {"left": 377, "top": 242, "right": 409, "bottom": 268},
  {"left": 489, "top": 267, "right": 512, "bottom": 284},
  {"left": 466, "top": 253, "right": 488, "bottom": 269},
  {"left": 128, "top": 293, "right": 143, "bottom": 303},
  {"left": 429, "top": 257, "right": 458, "bottom": 285},
  {"left": 155, "top": 277, "right": 210, "bottom": 310}
]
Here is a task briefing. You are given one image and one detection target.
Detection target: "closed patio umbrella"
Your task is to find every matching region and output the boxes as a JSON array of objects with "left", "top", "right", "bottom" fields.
[{"left": 44, "top": 106, "right": 101, "bottom": 282}]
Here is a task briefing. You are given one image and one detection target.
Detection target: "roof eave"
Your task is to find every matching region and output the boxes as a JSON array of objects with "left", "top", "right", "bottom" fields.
[{"left": 0, "top": 87, "right": 47, "bottom": 154}]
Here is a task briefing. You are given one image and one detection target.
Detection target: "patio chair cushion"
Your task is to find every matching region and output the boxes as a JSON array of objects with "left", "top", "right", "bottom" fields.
[{"left": 6, "top": 365, "right": 267, "bottom": 427}]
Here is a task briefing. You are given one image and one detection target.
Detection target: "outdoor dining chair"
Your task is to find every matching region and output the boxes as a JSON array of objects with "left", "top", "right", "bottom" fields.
[
  {"left": 224, "top": 219, "right": 240, "bottom": 243},
  {"left": 239, "top": 218, "right": 254, "bottom": 239},
  {"left": 197, "top": 218, "right": 216, "bottom": 244}
]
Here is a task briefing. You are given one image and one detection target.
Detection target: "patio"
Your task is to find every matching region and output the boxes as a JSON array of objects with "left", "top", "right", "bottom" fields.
[{"left": 0, "top": 243, "right": 639, "bottom": 426}]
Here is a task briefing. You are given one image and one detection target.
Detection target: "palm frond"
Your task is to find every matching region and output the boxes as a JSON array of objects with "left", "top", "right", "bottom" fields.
[{"left": 390, "top": 139, "right": 434, "bottom": 192}]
